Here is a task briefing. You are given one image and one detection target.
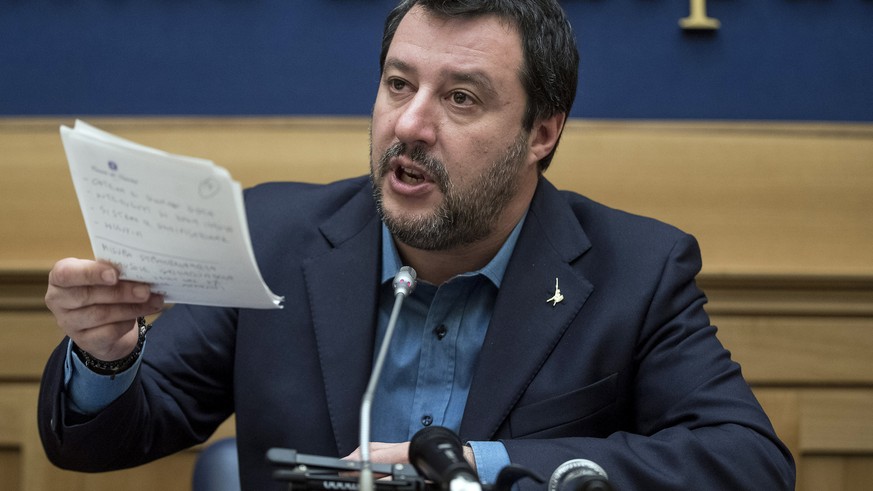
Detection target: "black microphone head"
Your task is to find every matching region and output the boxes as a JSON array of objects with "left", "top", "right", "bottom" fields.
[
  {"left": 393, "top": 266, "right": 417, "bottom": 297},
  {"left": 548, "top": 459, "right": 611, "bottom": 491},
  {"left": 409, "top": 426, "right": 478, "bottom": 486},
  {"left": 410, "top": 425, "right": 462, "bottom": 451}
]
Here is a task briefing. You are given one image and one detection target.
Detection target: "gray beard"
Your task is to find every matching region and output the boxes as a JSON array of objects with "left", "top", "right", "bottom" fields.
[{"left": 369, "top": 133, "right": 529, "bottom": 251}]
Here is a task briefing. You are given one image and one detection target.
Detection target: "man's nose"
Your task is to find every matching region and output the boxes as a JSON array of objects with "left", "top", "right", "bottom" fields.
[{"left": 394, "top": 93, "right": 438, "bottom": 148}]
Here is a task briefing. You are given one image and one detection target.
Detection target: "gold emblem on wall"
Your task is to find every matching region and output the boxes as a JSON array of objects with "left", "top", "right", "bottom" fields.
[{"left": 680, "top": 0, "right": 720, "bottom": 30}]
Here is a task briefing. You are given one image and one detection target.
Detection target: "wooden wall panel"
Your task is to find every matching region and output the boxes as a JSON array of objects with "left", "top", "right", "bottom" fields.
[
  {"left": 552, "top": 121, "right": 873, "bottom": 278},
  {"left": 30, "top": 453, "right": 198, "bottom": 491},
  {"left": 0, "top": 313, "right": 64, "bottom": 380},
  {"left": 714, "top": 316, "right": 873, "bottom": 385},
  {"left": 800, "top": 456, "right": 873, "bottom": 491},
  {"left": 0, "top": 448, "right": 21, "bottom": 490},
  {"left": 1, "top": 118, "right": 871, "bottom": 490},
  {"left": 800, "top": 390, "right": 873, "bottom": 454},
  {"left": 2, "top": 118, "right": 871, "bottom": 277}
]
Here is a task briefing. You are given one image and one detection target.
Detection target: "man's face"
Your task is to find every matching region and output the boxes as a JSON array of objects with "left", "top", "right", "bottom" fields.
[{"left": 370, "top": 6, "right": 536, "bottom": 251}]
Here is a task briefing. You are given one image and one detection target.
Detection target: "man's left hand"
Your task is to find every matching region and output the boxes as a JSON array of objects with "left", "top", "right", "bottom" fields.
[{"left": 344, "top": 441, "right": 411, "bottom": 465}]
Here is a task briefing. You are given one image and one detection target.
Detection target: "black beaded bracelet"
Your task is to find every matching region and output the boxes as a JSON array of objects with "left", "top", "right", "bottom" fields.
[{"left": 72, "top": 317, "right": 152, "bottom": 380}]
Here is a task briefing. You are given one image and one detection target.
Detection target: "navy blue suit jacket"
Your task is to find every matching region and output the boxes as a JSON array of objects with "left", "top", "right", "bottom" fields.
[{"left": 39, "top": 176, "right": 794, "bottom": 490}]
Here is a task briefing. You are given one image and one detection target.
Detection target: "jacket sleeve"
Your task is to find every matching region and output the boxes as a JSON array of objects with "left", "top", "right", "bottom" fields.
[
  {"left": 503, "top": 234, "right": 795, "bottom": 491},
  {"left": 37, "top": 304, "right": 238, "bottom": 472}
]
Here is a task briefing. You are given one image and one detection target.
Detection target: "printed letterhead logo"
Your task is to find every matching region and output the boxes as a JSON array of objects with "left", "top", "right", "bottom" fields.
[{"left": 199, "top": 177, "right": 220, "bottom": 198}]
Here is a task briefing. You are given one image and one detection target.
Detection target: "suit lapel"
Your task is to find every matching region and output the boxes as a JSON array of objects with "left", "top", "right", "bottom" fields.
[
  {"left": 302, "top": 185, "right": 382, "bottom": 456},
  {"left": 460, "top": 179, "right": 594, "bottom": 441}
]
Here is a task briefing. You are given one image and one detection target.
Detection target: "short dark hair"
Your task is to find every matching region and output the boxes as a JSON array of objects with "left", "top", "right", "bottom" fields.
[{"left": 380, "top": 0, "right": 579, "bottom": 172}]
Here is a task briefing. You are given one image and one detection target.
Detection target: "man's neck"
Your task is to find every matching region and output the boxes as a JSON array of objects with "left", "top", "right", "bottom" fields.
[{"left": 395, "top": 204, "right": 527, "bottom": 285}]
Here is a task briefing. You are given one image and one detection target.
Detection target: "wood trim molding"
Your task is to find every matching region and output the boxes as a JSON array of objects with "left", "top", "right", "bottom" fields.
[
  {"left": 700, "top": 274, "right": 873, "bottom": 317},
  {"left": 4, "top": 268, "right": 872, "bottom": 315}
]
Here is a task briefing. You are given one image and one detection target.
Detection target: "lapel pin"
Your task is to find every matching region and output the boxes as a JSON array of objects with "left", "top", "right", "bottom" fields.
[{"left": 546, "top": 277, "right": 565, "bottom": 307}]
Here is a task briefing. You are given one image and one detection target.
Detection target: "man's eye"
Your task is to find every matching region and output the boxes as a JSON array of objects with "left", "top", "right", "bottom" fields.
[
  {"left": 390, "top": 79, "right": 407, "bottom": 91},
  {"left": 451, "top": 92, "right": 471, "bottom": 105}
]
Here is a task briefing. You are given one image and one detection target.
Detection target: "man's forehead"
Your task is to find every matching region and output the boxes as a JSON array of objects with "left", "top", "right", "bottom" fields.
[
  {"left": 394, "top": 5, "right": 521, "bottom": 48},
  {"left": 388, "top": 6, "right": 524, "bottom": 72}
]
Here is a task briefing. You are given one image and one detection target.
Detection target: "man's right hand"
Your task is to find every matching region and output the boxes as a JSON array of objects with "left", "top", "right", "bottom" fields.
[{"left": 45, "top": 258, "right": 164, "bottom": 361}]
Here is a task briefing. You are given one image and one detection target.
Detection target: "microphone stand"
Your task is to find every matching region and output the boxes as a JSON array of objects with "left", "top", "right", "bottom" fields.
[{"left": 360, "top": 267, "right": 417, "bottom": 491}]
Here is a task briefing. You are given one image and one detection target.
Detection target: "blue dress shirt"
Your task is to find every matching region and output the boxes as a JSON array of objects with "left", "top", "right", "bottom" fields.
[{"left": 372, "top": 218, "right": 526, "bottom": 483}]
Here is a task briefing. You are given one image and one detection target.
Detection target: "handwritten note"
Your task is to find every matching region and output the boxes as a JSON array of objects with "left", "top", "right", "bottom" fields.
[{"left": 60, "top": 120, "right": 283, "bottom": 309}]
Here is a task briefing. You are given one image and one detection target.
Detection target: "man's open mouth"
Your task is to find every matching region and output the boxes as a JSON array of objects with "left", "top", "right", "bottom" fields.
[{"left": 396, "top": 165, "right": 427, "bottom": 185}]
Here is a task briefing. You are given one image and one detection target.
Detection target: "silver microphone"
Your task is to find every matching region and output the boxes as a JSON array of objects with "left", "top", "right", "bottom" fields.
[
  {"left": 359, "top": 266, "right": 417, "bottom": 491},
  {"left": 392, "top": 265, "right": 417, "bottom": 297},
  {"left": 548, "top": 459, "right": 613, "bottom": 491}
]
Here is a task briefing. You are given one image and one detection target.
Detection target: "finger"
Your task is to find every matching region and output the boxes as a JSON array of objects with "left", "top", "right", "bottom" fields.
[
  {"left": 45, "top": 258, "right": 136, "bottom": 312},
  {"left": 343, "top": 447, "right": 361, "bottom": 461},
  {"left": 48, "top": 258, "right": 120, "bottom": 288},
  {"left": 366, "top": 442, "right": 411, "bottom": 464},
  {"left": 56, "top": 294, "right": 164, "bottom": 334},
  {"left": 338, "top": 446, "right": 393, "bottom": 480},
  {"left": 47, "top": 280, "right": 157, "bottom": 312}
]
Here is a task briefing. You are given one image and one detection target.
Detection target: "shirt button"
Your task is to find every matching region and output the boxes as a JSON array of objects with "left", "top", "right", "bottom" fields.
[
  {"left": 421, "top": 415, "right": 433, "bottom": 427},
  {"left": 433, "top": 325, "right": 448, "bottom": 340}
]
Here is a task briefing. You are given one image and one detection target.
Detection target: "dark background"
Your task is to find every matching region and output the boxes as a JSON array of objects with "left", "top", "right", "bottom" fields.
[{"left": 2, "top": 0, "right": 871, "bottom": 121}]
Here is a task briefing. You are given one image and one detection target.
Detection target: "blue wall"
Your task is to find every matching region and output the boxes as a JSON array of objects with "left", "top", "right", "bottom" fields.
[{"left": 2, "top": 1, "right": 872, "bottom": 121}]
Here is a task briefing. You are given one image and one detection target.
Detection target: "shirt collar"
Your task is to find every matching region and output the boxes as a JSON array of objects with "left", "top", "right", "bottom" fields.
[{"left": 380, "top": 212, "right": 527, "bottom": 289}]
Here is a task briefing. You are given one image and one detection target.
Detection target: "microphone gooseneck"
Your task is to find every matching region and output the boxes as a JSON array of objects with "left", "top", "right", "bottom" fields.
[
  {"left": 359, "top": 266, "right": 418, "bottom": 491},
  {"left": 548, "top": 459, "right": 613, "bottom": 491}
]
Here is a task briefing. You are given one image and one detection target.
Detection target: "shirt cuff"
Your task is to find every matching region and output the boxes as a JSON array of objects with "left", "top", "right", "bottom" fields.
[
  {"left": 63, "top": 338, "right": 143, "bottom": 415},
  {"left": 466, "top": 440, "right": 511, "bottom": 485}
]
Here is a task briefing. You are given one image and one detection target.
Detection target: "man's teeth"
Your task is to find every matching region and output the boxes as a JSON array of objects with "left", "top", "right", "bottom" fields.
[{"left": 399, "top": 168, "right": 425, "bottom": 184}]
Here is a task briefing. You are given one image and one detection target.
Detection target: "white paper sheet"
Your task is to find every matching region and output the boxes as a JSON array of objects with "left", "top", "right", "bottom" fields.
[{"left": 60, "top": 120, "right": 284, "bottom": 309}]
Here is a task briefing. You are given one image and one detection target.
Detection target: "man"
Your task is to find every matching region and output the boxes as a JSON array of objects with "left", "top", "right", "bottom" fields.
[{"left": 39, "top": 1, "right": 795, "bottom": 489}]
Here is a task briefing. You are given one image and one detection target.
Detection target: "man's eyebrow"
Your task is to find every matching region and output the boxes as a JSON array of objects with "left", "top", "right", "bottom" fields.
[
  {"left": 383, "top": 58, "right": 415, "bottom": 75},
  {"left": 446, "top": 70, "right": 498, "bottom": 99}
]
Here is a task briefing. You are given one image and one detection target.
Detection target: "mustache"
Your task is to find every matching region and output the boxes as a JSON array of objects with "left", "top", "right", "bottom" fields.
[{"left": 378, "top": 142, "right": 449, "bottom": 192}]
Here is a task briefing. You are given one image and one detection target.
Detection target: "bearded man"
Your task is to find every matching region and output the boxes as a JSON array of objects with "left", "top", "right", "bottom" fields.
[{"left": 39, "top": 1, "right": 794, "bottom": 490}]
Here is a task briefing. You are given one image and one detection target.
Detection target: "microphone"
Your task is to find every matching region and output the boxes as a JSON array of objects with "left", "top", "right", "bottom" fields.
[
  {"left": 409, "top": 426, "right": 481, "bottom": 491},
  {"left": 548, "top": 459, "right": 614, "bottom": 491},
  {"left": 359, "top": 266, "right": 418, "bottom": 491}
]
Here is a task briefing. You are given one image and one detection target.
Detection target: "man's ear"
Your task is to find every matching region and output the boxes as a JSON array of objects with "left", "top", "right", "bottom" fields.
[{"left": 529, "top": 112, "right": 567, "bottom": 162}]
